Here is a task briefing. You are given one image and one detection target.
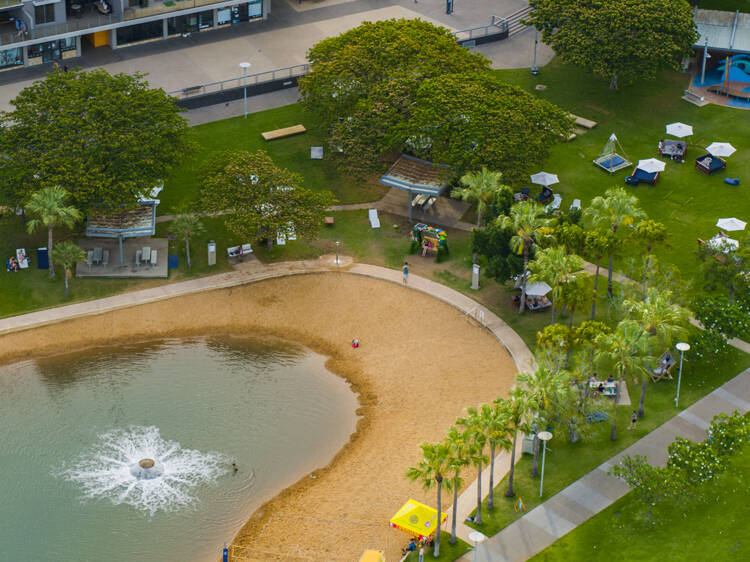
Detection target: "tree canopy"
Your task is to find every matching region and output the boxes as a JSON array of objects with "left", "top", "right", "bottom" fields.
[
  {"left": 527, "top": 0, "right": 699, "bottom": 88},
  {"left": 0, "top": 69, "right": 192, "bottom": 210},
  {"left": 200, "top": 150, "right": 335, "bottom": 247}
]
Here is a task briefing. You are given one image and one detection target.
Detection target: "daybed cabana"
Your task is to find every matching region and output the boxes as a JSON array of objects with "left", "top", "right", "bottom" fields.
[
  {"left": 695, "top": 153, "right": 727, "bottom": 174},
  {"left": 658, "top": 139, "right": 687, "bottom": 162},
  {"left": 593, "top": 133, "right": 631, "bottom": 173},
  {"left": 379, "top": 155, "right": 451, "bottom": 220},
  {"left": 625, "top": 167, "right": 660, "bottom": 186},
  {"left": 85, "top": 200, "right": 158, "bottom": 265}
]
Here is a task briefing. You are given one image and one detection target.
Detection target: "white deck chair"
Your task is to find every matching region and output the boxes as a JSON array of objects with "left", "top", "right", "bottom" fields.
[
  {"left": 102, "top": 250, "right": 109, "bottom": 266},
  {"left": 310, "top": 146, "right": 323, "bottom": 160},
  {"left": 570, "top": 199, "right": 582, "bottom": 212},
  {"left": 546, "top": 193, "right": 562, "bottom": 213},
  {"left": 368, "top": 208, "right": 380, "bottom": 228}
]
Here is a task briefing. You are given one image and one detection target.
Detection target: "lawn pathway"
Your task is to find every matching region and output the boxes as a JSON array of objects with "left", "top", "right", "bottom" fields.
[{"left": 458, "top": 367, "right": 750, "bottom": 562}]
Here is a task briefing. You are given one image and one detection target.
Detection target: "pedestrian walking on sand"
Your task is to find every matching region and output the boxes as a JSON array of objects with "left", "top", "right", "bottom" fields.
[
  {"left": 402, "top": 261, "right": 409, "bottom": 285},
  {"left": 627, "top": 411, "right": 637, "bottom": 430}
]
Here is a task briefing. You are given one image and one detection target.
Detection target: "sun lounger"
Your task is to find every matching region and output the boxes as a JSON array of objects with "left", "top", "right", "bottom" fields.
[
  {"left": 102, "top": 250, "right": 109, "bottom": 266},
  {"left": 92, "top": 247, "right": 102, "bottom": 265},
  {"left": 650, "top": 351, "right": 677, "bottom": 382},
  {"left": 570, "top": 199, "right": 581, "bottom": 211},
  {"left": 87, "top": 250, "right": 94, "bottom": 269},
  {"left": 310, "top": 146, "right": 323, "bottom": 160},
  {"left": 545, "top": 193, "right": 562, "bottom": 213},
  {"left": 135, "top": 250, "right": 142, "bottom": 267},
  {"left": 369, "top": 208, "right": 380, "bottom": 229},
  {"left": 261, "top": 124, "right": 306, "bottom": 141},
  {"left": 15, "top": 248, "right": 29, "bottom": 268},
  {"left": 150, "top": 250, "right": 157, "bottom": 267},
  {"left": 142, "top": 246, "right": 151, "bottom": 264}
]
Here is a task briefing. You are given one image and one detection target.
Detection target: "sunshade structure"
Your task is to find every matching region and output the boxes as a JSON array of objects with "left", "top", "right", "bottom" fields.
[
  {"left": 637, "top": 158, "right": 666, "bottom": 174},
  {"left": 530, "top": 171, "right": 559, "bottom": 187},
  {"left": 525, "top": 281, "right": 552, "bottom": 296},
  {"left": 380, "top": 155, "right": 451, "bottom": 220},
  {"left": 389, "top": 498, "right": 447, "bottom": 540},
  {"left": 716, "top": 217, "right": 747, "bottom": 231},
  {"left": 706, "top": 142, "right": 737, "bottom": 157},
  {"left": 85, "top": 200, "right": 158, "bottom": 265},
  {"left": 593, "top": 133, "right": 631, "bottom": 173},
  {"left": 665, "top": 122, "right": 693, "bottom": 138}
]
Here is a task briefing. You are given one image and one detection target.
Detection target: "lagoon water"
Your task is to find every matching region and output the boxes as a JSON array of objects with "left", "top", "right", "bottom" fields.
[{"left": 0, "top": 337, "right": 359, "bottom": 561}]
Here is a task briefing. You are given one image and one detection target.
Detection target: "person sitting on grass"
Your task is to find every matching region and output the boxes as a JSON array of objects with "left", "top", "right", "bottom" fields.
[{"left": 402, "top": 538, "right": 416, "bottom": 555}]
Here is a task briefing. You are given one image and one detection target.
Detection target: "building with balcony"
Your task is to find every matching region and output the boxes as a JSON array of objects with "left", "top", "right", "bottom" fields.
[{"left": 0, "top": 0, "right": 268, "bottom": 70}]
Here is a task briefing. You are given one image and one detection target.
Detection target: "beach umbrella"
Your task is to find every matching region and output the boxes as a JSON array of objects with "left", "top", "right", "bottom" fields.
[
  {"left": 716, "top": 217, "right": 747, "bottom": 231},
  {"left": 637, "top": 158, "right": 666, "bottom": 173},
  {"left": 707, "top": 236, "right": 739, "bottom": 252},
  {"left": 525, "top": 281, "right": 552, "bottom": 296},
  {"left": 530, "top": 171, "right": 559, "bottom": 187},
  {"left": 665, "top": 122, "right": 693, "bottom": 138},
  {"left": 706, "top": 142, "right": 736, "bottom": 157}
]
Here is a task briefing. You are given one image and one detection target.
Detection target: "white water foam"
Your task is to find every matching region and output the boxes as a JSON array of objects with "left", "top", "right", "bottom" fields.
[{"left": 58, "top": 426, "right": 229, "bottom": 516}]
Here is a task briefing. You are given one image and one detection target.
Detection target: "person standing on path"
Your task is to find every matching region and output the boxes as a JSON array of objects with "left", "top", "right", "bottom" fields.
[
  {"left": 627, "top": 411, "right": 637, "bottom": 430},
  {"left": 402, "top": 261, "right": 409, "bottom": 285}
]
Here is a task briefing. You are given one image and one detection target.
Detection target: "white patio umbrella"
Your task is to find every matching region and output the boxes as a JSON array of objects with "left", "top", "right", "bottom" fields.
[
  {"left": 707, "top": 235, "right": 739, "bottom": 252},
  {"left": 637, "top": 158, "right": 666, "bottom": 173},
  {"left": 716, "top": 217, "right": 747, "bottom": 231},
  {"left": 706, "top": 142, "right": 736, "bottom": 157},
  {"left": 525, "top": 281, "right": 552, "bottom": 296},
  {"left": 665, "top": 122, "right": 693, "bottom": 138},
  {"left": 530, "top": 171, "right": 559, "bottom": 187}
]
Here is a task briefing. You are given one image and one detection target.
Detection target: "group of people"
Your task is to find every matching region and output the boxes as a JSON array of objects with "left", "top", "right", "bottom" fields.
[
  {"left": 401, "top": 536, "right": 433, "bottom": 557},
  {"left": 6, "top": 256, "right": 20, "bottom": 272}
]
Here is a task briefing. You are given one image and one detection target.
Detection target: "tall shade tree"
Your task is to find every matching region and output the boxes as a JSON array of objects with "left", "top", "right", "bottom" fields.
[
  {"left": 457, "top": 406, "right": 489, "bottom": 525},
  {"left": 484, "top": 404, "right": 511, "bottom": 511},
  {"left": 0, "top": 69, "right": 192, "bottom": 210},
  {"left": 518, "top": 367, "right": 572, "bottom": 478},
  {"left": 406, "top": 441, "right": 452, "bottom": 557},
  {"left": 584, "top": 187, "right": 645, "bottom": 297},
  {"left": 200, "top": 150, "right": 335, "bottom": 250},
  {"left": 595, "top": 320, "right": 653, "bottom": 439},
  {"left": 527, "top": 246, "right": 584, "bottom": 323},
  {"left": 527, "top": 0, "right": 698, "bottom": 89},
  {"left": 50, "top": 241, "right": 86, "bottom": 298},
  {"left": 299, "top": 18, "right": 489, "bottom": 125},
  {"left": 168, "top": 214, "right": 205, "bottom": 270},
  {"left": 444, "top": 426, "right": 470, "bottom": 545},
  {"left": 25, "top": 186, "right": 82, "bottom": 278},
  {"left": 625, "top": 288, "right": 689, "bottom": 417},
  {"left": 452, "top": 167, "right": 505, "bottom": 229},
  {"left": 584, "top": 229, "right": 616, "bottom": 319},
  {"left": 498, "top": 387, "right": 536, "bottom": 498},
  {"left": 497, "top": 201, "right": 553, "bottom": 313}
]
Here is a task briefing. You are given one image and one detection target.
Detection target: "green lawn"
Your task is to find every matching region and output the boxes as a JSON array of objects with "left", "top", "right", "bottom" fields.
[
  {"left": 494, "top": 60, "right": 750, "bottom": 283},
  {"left": 531, "top": 442, "right": 750, "bottom": 561},
  {"left": 161, "top": 104, "right": 388, "bottom": 213},
  {"left": 697, "top": 0, "right": 750, "bottom": 11}
]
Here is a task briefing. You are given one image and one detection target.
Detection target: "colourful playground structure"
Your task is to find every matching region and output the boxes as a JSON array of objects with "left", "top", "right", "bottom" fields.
[{"left": 693, "top": 53, "right": 750, "bottom": 108}]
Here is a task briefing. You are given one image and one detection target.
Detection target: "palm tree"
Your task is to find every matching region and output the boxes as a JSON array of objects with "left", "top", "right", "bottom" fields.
[
  {"left": 625, "top": 288, "right": 689, "bottom": 417},
  {"left": 168, "top": 214, "right": 206, "bottom": 270},
  {"left": 496, "top": 200, "right": 552, "bottom": 313},
  {"left": 452, "top": 167, "right": 504, "bottom": 229},
  {"left": 444, "top": 426, "right": 470, "bottom": 544},
  {"left": 406, "top": 441, "right": 452, "bottom": 557},
  {"left": 518, "top": 367, "right": 571, "bottom": 477},
  {"left": 498, "top": 387, "right": 536, "bottom": 497},
  {"left": 457, "top": 406, "right": 489, "bottom": 525},
  {"left": 634, "top": 219, "right": 668, "bottom": 283},
  {"left": 584, "top": 229, "right": 615, "bottom": 319},
  {"left": 528, "top": 246, "right": 584, "bottom": 323},
  {"left": 50, "top": 241, "right": 86, "bottom": 298},
  {"left": 595, "top": 320, "right": 653, "bottom": 438},
  {"left": 584, "top": 188, "right": 645, "bottom": 297},
  {"left": 26, "top": 186, "right": 82, "bottom": 279},
  {"left": 484, "top": 404, "right": 511, "bottom": 510}
]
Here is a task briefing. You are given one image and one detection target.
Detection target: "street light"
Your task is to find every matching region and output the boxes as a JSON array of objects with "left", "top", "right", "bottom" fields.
[
  {"left": 674, "top": 342, "right": 690, "bottom": 408},
  {"left": 335, "top": 241, "right": 340, "bottom": 266},
  {"left": 538, "top": 431, "right": 553, "bottom": 497},
  {"left": 531, "top": 28, "right": 539, "bottom": 76},
  {"left": 468, "top": 531, "right": 486, "bottom": 562},
  {"left": 239, "top": 61, "right": 251, "bottom": 119}
]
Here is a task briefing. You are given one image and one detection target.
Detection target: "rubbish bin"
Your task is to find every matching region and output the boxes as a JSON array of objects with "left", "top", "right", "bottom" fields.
[
  {"left": 36, "top": 247, "right": 49, "bottom": 270},
  {"left": 207, "top": 241, "right": 216, "bottom": 266}
]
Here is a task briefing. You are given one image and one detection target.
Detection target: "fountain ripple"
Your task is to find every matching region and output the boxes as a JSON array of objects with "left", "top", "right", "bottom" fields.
[{"left": 58, "top": 426, "right": 229, "bottom": 516}]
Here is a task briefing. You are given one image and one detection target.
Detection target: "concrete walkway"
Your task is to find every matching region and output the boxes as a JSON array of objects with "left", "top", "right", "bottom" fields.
[{"left": 459, "top": 367, "right": 750, "bottom": 562}]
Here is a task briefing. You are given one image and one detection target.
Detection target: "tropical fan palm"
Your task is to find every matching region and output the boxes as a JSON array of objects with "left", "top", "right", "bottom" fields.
[
  {"left": 26, "top": 186, "right": 82, "bottom": 278},
  {"left": 444, "top": 426, "right": 470, "bottom": 544}
]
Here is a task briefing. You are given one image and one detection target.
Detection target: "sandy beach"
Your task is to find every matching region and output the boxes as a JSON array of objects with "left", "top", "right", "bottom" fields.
[{"left": 0, "top": 273, "right": 518, "bottom": 561}]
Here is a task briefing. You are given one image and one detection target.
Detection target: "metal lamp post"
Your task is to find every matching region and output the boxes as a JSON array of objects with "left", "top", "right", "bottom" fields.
[
  {"left": 239, "top": 61, "right": 251, "bottom": 118},
  {"left": 674, "top": 342, "right": 690, "bottom": 408},
  {"left": 468, "top": 531, "right": 486, "bottom": 562},
  {"left": 531, "top": 28, "right": 539, "bottom": 76},
  {"left": 335, "top": 241, "right": 340, "bottom": 266},
  {"left": 538, "top": 431, "right": 553, "bottom": 497},
  {"left": 700, "top": 37, "right": 710, "bottom": 85}
]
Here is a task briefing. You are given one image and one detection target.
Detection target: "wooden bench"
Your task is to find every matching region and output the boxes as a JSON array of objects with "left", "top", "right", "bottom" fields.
[
  {"left": 261, "top": 125, "right": 306, "bottom": 141},
  {"left": 569, "top": 114, "right": 597, "bottom": 129},
  {"left": 324, "top": 216, "right": 334, "bottom": 226},
  {"left": 227, "top": 243, "right": 253, "bottom": 258},
  {"left": 682, "top": 89, "right": 707, "bottom": 106}
]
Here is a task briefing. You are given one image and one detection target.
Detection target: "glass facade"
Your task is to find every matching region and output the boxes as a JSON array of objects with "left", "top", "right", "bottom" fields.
[
  {"left": 27, "top": 38, "right": 75, "bottom": 62},
  {"left": 116, "top": 20, "right": 163, "bottom": 45},
  {"left": 0, "top": 47, "right": 23, "bottom": 69}
]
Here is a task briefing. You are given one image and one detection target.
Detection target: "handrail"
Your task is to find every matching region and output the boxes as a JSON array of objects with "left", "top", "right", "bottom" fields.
[
  {"left": 729, "top": 9, "right": 739, "bottom": 49},
  {"left": 452, "top": 15, "right": 508, "bottom": 41},
  {"left": 167, "top": 63, "right": 310, "bottom": 97}
]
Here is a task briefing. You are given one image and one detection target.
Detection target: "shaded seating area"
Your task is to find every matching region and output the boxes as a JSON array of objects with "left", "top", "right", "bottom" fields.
[
  {"left": 625, "top": 167, "right": 660, "bottom": 185},
  {"left": 537, "top": 186, "right": 554, "bottom": 203},
  {"left": 651, "top": 351, "right": 677, "bottom": 382},
  {"left": 379, "top": 154, "right": 451, "bottom": 220},
  {"left": 695, "top": 153, "right": 727, "bottom": 174},
  {"left": 658, "top": 139, "right": 687, "bottom": 162},
  {"left": 593, "top": 133, "right": 631, "bottom": 173}
]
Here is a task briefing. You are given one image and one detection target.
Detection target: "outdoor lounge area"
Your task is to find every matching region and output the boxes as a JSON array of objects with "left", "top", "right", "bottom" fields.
[
  {"left": 695, "top": 153, "right": 727, "bottom": 174},
  {"left": 625, "top": 167, "right": 660, "bottom": 185},
  {"left": 75, "top": 237, "right": 168, "bottom": 278}
]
